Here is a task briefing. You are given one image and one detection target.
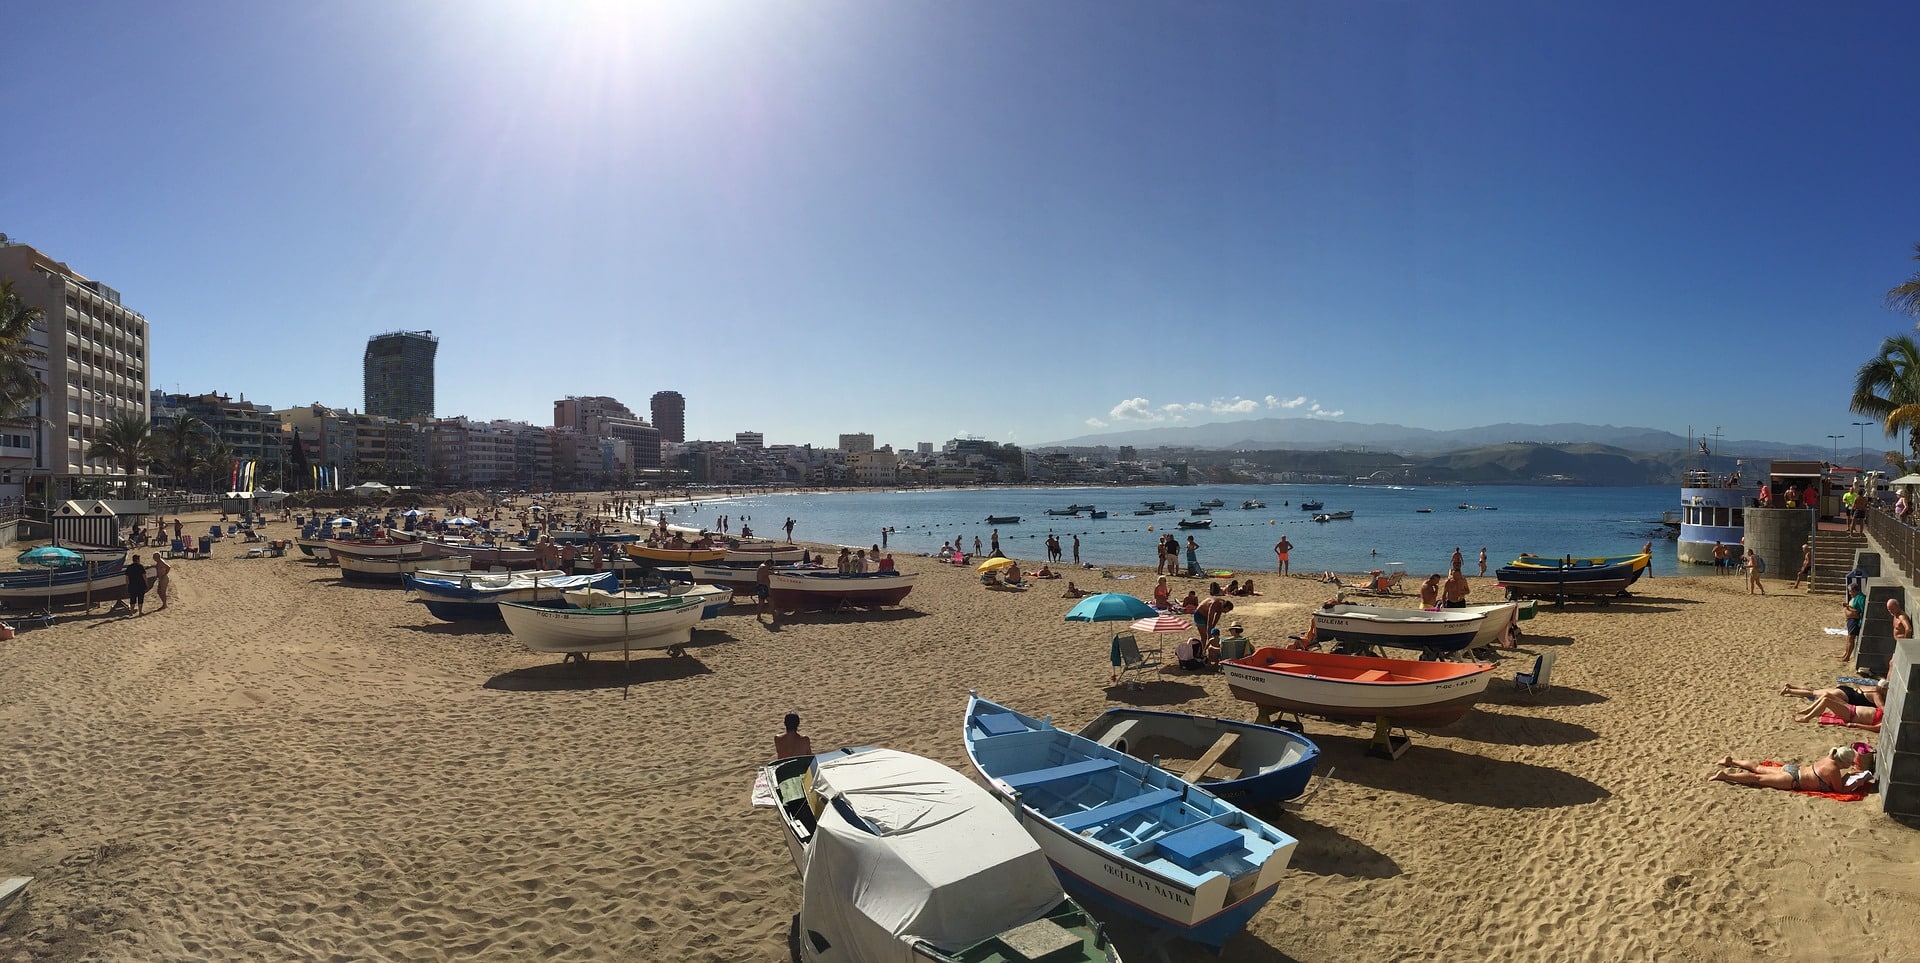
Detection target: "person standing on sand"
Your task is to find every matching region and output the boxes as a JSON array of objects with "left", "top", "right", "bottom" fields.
[
  {"left": 1450, "top": 547, "right": 1463, "bottom": 573},
  {"left": 1478, "top": 547, "right": 1487, "bottom": 577},
  {"left": 1843, "top": 586, "right": 1866, "bottom": 664},
  {"left": 1712, "top": 541, "right": 1730, "bottom": 575},
  {"left": 990, "top": 529, "right": 1000, "bottom": 556},
  {"left": 1072, "top": 534, "right": 1080, "bottom": 564},
  {"left": 125, "top": 553, "right": 149, "bottom": 616},
  {"left": 756, "top": 560, "right": 774, "bottom": 622},
  {"left": 1893, "top": 599, "right": 1913, "bottom": 641},
  {"left": 1745, "top": 546, "right": 1766, "bottom": 595},
  {"left": 151, "top": 553, "right": 171, "bottom": 611},
  {"left": 1275, "top": 536, "right": 1292, "bottom": 576},
  {"left": 1443, "top": 569, "right": 1470, "bottom": 608},
  {"left": 784, "top": 516, "right": 795, "bottom": 542},
  {"left": 1791, "top": 542, "right": 1813, "bottom": 589},
  {"left": 1185, "top": 536, "right": 1200, "bottom": 578}
]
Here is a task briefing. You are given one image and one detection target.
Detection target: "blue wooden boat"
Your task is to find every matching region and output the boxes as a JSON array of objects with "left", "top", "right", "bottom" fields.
[
  {"left": 1075, "top": 709, "right": 1320, "bottom": 805},
  {"left": 1507, "top": 552, "right": 1650, "bottom": 583},
  {"left": 0, "top": 557, "right": 128, "bottom": 610},
  {"left": 403, "top": 570, "right": 618, "bottom": 622},
  {"left": 963, "top": 693, "right": 1296, "bottom": 952},
  {"left": 1495, "top": 559, "right": 1638, "bottom": 602}
]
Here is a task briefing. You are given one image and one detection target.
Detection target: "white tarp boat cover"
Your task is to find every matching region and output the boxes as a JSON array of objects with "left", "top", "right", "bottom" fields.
[{"left": 800, "top": 749, "right": 1064, "bottom": 962}]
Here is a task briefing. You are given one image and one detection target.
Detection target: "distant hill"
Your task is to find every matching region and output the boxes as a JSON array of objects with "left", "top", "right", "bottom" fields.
[
  {"left": 1194, "top": 442, "right": 1746, "bottom": 487},
  {"left": 1044, "top": 417, "right": 1828, "bottom": 461}
]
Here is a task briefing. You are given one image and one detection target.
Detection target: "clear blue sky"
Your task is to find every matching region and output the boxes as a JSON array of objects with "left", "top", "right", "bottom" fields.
[{"left": 6, "top": 1, "right": 1918, "bottom": 453}]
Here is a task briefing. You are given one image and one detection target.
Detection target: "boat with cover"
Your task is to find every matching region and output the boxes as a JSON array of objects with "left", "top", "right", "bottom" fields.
[
  {"left": 1222, "top": 647, "right": 1496, "bottom": 726},
  {"left": 1495, "top": 559, "right": 1639, "bottom": 601},
  {"left": 0, "top": 558, "right": 128, "bottom": 610},
  {"left": 563, "top": 583, "right": 734, "bottom": 620},
  {"left": 338, "top": 553, "right": 469, "bottom": 584},
  {"left": 1045, "top": 508, "right": 1082, "bottom": 517},
  {"left": 985, "top": 515, "right": 1022, "bottom": 525},
  {"left": 1076, "top": 709, "right": 1321, "bottom": 805},
  {"left": 963, "top": 694, "right": 1296, "bottom": 951},
  {"left": 1311, "top": 602, "right": 1486, "bottom": 655},
  {"left": 769, "top": 570, "right": 918, "bottom": 613},
  {"left": 758, "top": 747, "right": 1121, "bottom": 963},
  {"left": 1175, "top": 518, "right": 1212, "bottom": 529},
  {"left": 403, "top": 570, "right": 615, "bottom": 621},
  {"left": 1142, "top": 501, "right": 1177, "bottom": 511},
  {"left": 498, "top": 593, "right": 705, "bottom": 661},
  {"left": 1188, "top": 507, "right": 1211, "bottom": 516}
]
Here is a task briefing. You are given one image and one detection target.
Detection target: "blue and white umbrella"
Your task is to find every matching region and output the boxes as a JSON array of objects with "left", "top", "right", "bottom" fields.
[{"left": 445, "top": 516, "right": 483, "bottom": 528}]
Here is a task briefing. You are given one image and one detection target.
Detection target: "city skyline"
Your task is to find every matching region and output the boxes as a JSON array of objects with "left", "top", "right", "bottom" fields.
[{"left": 6, "top": 2, "right": 1920, "bottom": 451}]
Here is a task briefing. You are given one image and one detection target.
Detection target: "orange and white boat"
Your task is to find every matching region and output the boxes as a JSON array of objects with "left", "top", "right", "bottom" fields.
[{"left": 1222, "top": 647, "right": 1495, "bottom": 727}]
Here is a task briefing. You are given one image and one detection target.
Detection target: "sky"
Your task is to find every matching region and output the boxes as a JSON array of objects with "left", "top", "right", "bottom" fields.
[{"left": 6, "top": 1, "right": 1920, "bottom": 455}]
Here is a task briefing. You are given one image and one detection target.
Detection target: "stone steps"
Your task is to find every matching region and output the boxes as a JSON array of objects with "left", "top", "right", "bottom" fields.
[{"left": 1810, "top": 532, "right": 1869, "bottom": 594}]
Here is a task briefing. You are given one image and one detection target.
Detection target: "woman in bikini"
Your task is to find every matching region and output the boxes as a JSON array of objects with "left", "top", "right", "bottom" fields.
[
  {"left": 1709, "top": 752, "right": 1855, "bottom": 792},
  {"left": 1796, "top": 679, "right": 1887, "bottom": 729}
]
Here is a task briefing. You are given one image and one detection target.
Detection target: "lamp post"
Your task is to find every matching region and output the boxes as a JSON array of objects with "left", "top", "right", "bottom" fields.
[
  {"left": 1854, "top": 421, "right": 1874, "bottom": 468},
  {"left": 1828, "top": 434, "right": 1845, "bottom": 464}
]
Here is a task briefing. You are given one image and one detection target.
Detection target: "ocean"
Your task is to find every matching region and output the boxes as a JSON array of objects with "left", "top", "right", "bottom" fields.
[{"left": 644, "top": 484, "right": 1679, "bottom": 579}]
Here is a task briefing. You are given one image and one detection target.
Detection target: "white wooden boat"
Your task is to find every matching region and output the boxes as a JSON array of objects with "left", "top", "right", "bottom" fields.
[
  {"left": 1077, "top": 709, "right": 1321, "bottom": 805},
  {"left": 404, "top": 570, "right": 615, "bottom": 621},
  {"left": 498, "top": 593, "right": 705, "bottom": 662},
  {"left": 294, "top": 536, "right": 332, "bottom": 560},
  {"left": 562, "top": 583, "right": 734, "bottom": 620},
  {"left": 757, "top": 748, "right": 1121, "bottom": 963},
  {"left": 722, "top": 541, "right": 805, "bottom": 564},
  {"left": 964, "top": 694, "right": 1296, "bottom": 952},
  {"left": 1312, "top": 602, "right": 1485, "bottom": 654},
  {"left": 1223, "top": 647, "right": 1496, "bottom": 727},
  {"left": 1454, "top": 601, "right": 1522, "bottom": 652},
  {"left": 337, "top": 553, "right": 468, "bottom": 584},
  {"left": 324, "top": 537, "right": 422, "bottom": 561}
]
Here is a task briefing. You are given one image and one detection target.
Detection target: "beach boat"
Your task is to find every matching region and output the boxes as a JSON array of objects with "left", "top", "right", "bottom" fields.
[
  {"left": 563, "top": 583, "right": 734, "bottom": 620},
  {"left": 963, "top": 694, "right": 1296, "bottom": 952},
  {"left": 417, "top": 538, "right": 542, "bottom": 570},
  {"left": 1076, "top": 709, "right": 1321, "bottom": 806},
  {"left": 623, "top": 543, "right": 730, "bottom": 565},
  {"left": 721, "top": 541, "right": 806, "bottom": 564},
  {"left": 1298, "top": 501, "right": 1324, "bottom": 511},
  {"left": 759, "top": 748, "right": 1122, "bottom": 963},
  {"left": 337, "top": 553, "right": 470, "bottom": 584},
  {"left": 403, "top": 569, "right": 615, "bottom": 622},
  {"left": 1507, "top": 552, "right": 1650, "bottom": 583},
  {"left": 323, "top": 537, "right": 423, "bottom": 561},
  {"left": 1311, "top": 603, "right": 1486, "bottom": 655},
  {"left": 498, "top": 593, "right": 706, "bottom": 662},
  {"left": 768, "top": 570, "right": 918, "bottom": 613},
  {"left": 1222, "top": 648, "right": 1497, "bottom": 727},
  {"left": 1311, "top": 511, "right": 1354, "bottom": 522},
  {"left": 687, "top": 560, "right": 826, "bottom": 592},
  {"left": 1240, "top": 500, "right": 1265, "bottom": 510},
  {"left": 1495, "top": 559, "right": 1639, "bottom": 601},
  {"left": 0, "top": 558, "right": 128, "bottom": 610},
  {"left": 293, "top": 536, "right": 333, "bottom": 560},
  {"left": 1175, "top": 518, "right": 1212, "bottom": 529},
  {"left": 985, "top": 515, "right": 1022, "bottom": 525},
  {"left": 1453, "top": 600, "right": 1523, "bottom": 652},
  {"left": 546, "top": 530, "right": 641, "bottom": 544}
]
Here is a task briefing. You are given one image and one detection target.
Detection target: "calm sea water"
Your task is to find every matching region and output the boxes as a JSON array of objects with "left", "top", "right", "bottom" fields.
[{"left": 650, "top": 484, "right": 1679, "bottom": 578}]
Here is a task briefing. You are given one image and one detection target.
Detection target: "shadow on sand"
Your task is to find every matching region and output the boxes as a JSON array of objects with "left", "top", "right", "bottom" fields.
[
  {"left": 1267, "top": 811, "right": 1403, "bottom": 881},
  {"left": 1102, "top": 680, "right": 1209, "bottom": 707},
  {"left": 483, "top": 654, "right": 713, "bottom": 691},
  {"left": 1437, "top": 707, "right": 1600, "bottom": 747},
  {"left": 1292, "top": 734, "right": 1611, "bottom": 809}
]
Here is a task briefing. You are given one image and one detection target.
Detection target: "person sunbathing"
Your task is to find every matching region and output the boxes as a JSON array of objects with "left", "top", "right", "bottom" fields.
[
  {"left": 1800, "top": 698, "right": 1884, "bottom": 731},
  {"left": 1709, "top": 748, "right": 1869, "bottom": 792},
  {"left": 1061, "top": 581, "right": 1086, "bottom": 599}
]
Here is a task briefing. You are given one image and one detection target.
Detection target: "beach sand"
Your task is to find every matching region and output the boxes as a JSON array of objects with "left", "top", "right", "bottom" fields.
[{"left": 5, "top": 509, "right": 1920, "bottom": 962}]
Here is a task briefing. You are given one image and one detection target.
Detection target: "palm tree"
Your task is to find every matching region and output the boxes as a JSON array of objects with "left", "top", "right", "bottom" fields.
[
  {"left": 154, "top": 413, "right": 212, "bottom": 488},
  {"left": 1890, "top": 242, "right": 1920, "bottom": 324},
  {"left": 203, "top": 438, "right": 236, "bottom": 496},
  {"left": 1851, "top": 334, "right": 1920, "bottom": 464},
  {"left": 85, "top": 413, "right": 159, "bottom": 495},
  {"left": 0, "top": 280, "right": 47, "bottom": 422}
]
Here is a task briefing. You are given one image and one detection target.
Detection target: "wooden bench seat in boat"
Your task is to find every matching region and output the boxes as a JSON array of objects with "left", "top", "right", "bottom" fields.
[
  {"left": 1055, "top": 788, "right": 1182, "bottom": 833},
  {"left": 1351, "top": 670, "right": 1390, "bottom": 682},
  {"left": 1157, "top": 821, "right": 1243, "bottom": 870},
  {"left": 1000, "top": 759, "right": 1119, "bottom": 792},
  {"left": 1181, "top": 733, "right": 1240, "bottom": 782}
]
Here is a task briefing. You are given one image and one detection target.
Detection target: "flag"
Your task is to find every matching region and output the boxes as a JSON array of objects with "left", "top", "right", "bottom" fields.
[{"left": 1698, "top": 441, "right": 1710, "bottom": 456}]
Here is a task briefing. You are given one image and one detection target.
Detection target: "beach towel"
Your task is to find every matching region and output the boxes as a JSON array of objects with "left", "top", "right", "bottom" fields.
[
  {"left": 1761, "top": 761, "right": 1870, "bottom": 802},
  {"left": 1824, "top": 628, "right": 1849, "bottom": 636}
]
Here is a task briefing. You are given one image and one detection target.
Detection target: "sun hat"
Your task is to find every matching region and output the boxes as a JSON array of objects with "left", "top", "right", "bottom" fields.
[{"left": 1229, "top": 621, "right": 1242, "bottom": 629}]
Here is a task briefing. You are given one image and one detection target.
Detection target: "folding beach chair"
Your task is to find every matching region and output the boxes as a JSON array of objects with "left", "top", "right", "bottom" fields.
[
  {"left": 1514, "top": 651, "right": 1558, "bottom": 694},
  {"left": 1112, "top": 633, "right": 1163, "bottom": 690}
]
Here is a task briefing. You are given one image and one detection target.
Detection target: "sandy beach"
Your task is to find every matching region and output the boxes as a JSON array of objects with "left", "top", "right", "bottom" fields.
[{"left": 5, "top": 506, "right": 1920, "bottom": 962}]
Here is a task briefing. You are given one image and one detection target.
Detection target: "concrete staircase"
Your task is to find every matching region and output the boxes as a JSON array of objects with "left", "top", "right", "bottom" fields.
[{"left": 1810, "top": 530, "right": 1868, "bottom": 594}]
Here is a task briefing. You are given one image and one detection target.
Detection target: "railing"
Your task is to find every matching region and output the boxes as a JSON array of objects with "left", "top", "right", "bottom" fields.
[{"left": 1866, "top": 506, "right": 1920, "bottom": 584}]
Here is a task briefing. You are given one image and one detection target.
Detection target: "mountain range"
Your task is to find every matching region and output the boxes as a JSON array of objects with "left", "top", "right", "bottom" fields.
[{"left": 1042, "top": 418, "right": 1831, "bottom": 461}]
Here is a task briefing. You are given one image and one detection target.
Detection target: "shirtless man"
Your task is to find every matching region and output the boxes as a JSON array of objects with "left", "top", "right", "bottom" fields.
[
  {"left": 1274, "top": 536, "right": 1292, "bottom": 576},
  {"left": 1418, "top": 574, "right": 1442, "bottom": 610},
  {"left": 1709, "top": 751, "right": 1860, "bottom": 792},
  {"left": 1790, "top": 542, "right": 1813, "bottom": 589},
  {"left": 1442, "top": 569, "right": 1470, "bottom": 608},
  {"left": 774, "top": 713, "right": 813, "bottom": 758},
  {"left": 1893, "top": 598, "right": 1914, "bottom": 640}
]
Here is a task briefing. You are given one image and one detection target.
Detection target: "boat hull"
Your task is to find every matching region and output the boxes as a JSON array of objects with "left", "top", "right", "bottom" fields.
[
  {"left": 563, "top": 584, "right": 734, "bottom": 620},
  {"left": 721, "top": 542, "right": 805, "bottom": 563},
  {"left": 768, "top": 571, "right": 917, "bottom": 613},
  {"left": 417, "top": 539, "right": 542, "bottom": 570},
  {"left": 623, "top": 545, "right": 729, "bottom": 565},
  {"left": 1312, "top": 604, "right": 1485, "bottom": 654},
  {"left": 964, "top": 695, "right": 1295, "bottom": 951},
  {"left": 0, "top": 566, "right": 129, "bottom": 610},
  {"left": 323, "top": 537, "right": 420, "bottom": 560},
  {"left": 1495, "top": 560, "right": 1638, "bottom": 600},
  {"left": 405, "top": 571, "right": 616, "bottom": 622},
  {"left": 1223, "top": 647, "right": 1495, "bottom": 726},
  {"left": 1077, "top": 709, "right": 1320, "bottom": 805},
  {"left": 338, "top": 554, "right": 469, "bottom": 584},
  {"left": 499, "top": 594, "right": 705, "bottom": 655}
]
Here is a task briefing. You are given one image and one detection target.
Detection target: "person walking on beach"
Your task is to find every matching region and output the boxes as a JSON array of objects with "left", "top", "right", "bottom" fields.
[
  {"left": 755, "top": 560, "right": 773, "bottom": 622},
  {"left": 1275, "top": 536, "right": 1292, "bottom": 576},
  {"left": 1712, "top": 541, "right": 1730, "bottom": 574},
  {"left": 1185, "top": 536, "right": 1200, "bottom": 578},
  {"left": 1072, "top": 534, "right": 1080, "bottom": 564},
  {"left": 1843, "top": 586, "right": 1866, "bottom": 664},
  {"left": 1745, "top": 546, "right": 1766, "bottom": 595},
  {"left": 151, "top": 553, "right": 171, "bottom": 611},
  {"left": 1641, "top": 541, "right": 1654, "bottom": 578},
  {"left": 1791, "top": 541, "right": 1813, "bottom": 589},
  {"left": 125, "top": 553, "right": 149, "bottom": 616},
  {"left": 1478, "top": 547, "right": 1487, "bottom": 577},
  {"left": 1450, "top": 547, "right": 1463, "bottom": 573},
  {"left": 990, "top": 529, "right": 1000, "bottom": 556},
  {"left": 784, "top": 516, "right": 795, "bottom": 542}
]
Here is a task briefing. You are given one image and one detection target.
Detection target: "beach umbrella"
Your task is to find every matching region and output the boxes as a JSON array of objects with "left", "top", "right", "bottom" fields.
[
  {"left": 18, "top": 545, "right": 83, "bottom": 614},
  {"left": 445, "top": 516, "right": 483, "bottom": 528},
  {"left": 328, "top": 517, "right": 356, "bottom": 529},
  {"left": 1129, "top": 613, "right": 1194, "bottom": 635},
  {"left": 977, "top": 556, "right": 1016, "bottom": 573},
  {"left": 1063, "top": 592, "right": 1156, "bottom": 624},
  {"left": 401, "top": 509, "right": 426, "bottom": 517},
  {"left": 1891, "top": 474, "right": 1920, "bottom": 487}
]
